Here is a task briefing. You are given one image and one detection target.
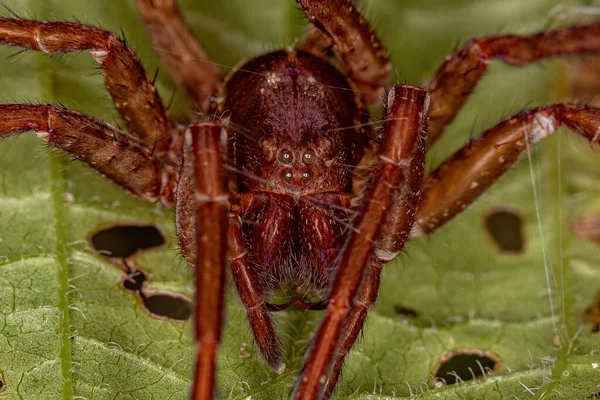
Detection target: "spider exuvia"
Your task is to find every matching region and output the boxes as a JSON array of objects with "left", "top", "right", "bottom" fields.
[{"left": 1, "top": 1, "right": 600, "bottom": 400}]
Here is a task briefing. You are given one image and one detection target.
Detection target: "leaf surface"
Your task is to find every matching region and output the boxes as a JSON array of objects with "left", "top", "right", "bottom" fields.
[{"left": 0, "top": 0, "right": 600, "bottom": 399}]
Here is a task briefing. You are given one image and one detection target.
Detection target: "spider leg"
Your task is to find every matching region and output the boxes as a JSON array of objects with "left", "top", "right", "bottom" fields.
[
  {"left": 292, "top": 84, "right": 429, "bottom": 400},
  {"left": 228, "top": 212, "right": 283, "bottom": 370},
  {"left": 0, "top": 104, "right": 172, "bottom": 203},
  {"left": 298, "top": 27, "right": 333, "bottom": 59},
  {"left": 299, "top": 0, "right": 364, "bottom": 58},
  {"left": 134, "top": 0, "right": 221, "bottom": 113},
  {"left": 182, "top": 123, "right": 229, "bottom": 400},
  {"left": 427, "top": 23, "right": 600, "bottom": 146},
  {"left": 176, "top": 153, "right": 287, "bottom": 373},
  {"left": 321, "top": 260, "right": 382, "bottom": 398},
  {"left": 414, "top": 104, "right": 600, "bottom": 237},
  {"left": 296, "top": 0, "right": 391, "bottom": 105},
  {"left": 322, "top": 87, "right": 428, "bottom": 399},
  {"left": 0, "top": 18, "right": 176, "bottom": 164}
]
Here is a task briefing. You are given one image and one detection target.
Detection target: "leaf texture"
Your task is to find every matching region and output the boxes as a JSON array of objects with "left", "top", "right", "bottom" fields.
[{"left": 0, "top": 0, "right": 599, "bottom": 399}]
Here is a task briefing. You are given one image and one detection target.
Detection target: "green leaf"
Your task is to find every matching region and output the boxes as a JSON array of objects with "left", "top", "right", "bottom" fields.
[{"left": 1, "top": 0, "right": 600, "bottom": 399}]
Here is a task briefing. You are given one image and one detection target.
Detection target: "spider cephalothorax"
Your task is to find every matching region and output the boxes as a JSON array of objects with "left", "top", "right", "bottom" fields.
[
  {"left": 1, "top": 1, "right": 600, "bottom": 399},
  {"left": 221, "top": 49, "right": 369, "bottom": 291}
]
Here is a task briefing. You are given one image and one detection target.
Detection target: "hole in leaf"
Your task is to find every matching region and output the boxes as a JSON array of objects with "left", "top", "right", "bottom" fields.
[
  {"left": 0, "top": 372, "right": 4, "bottom": 392},
  {"left": 122, "top": 269, "right": 147, "bottom": 292},
  {"left": 571, "top": 215, "right": 600, "bottom": 245},
  {"left": 90, "top": 224, "right": 165, "bottom": 258},
  {"left": 589, "top": 391, "right": 600, "bottom": 398},
  {"left": 484, "top": 208, "right": 524, "bottom": 253},
  {"left": 141, "top": 292, "right": 193, "bottom": 321},
  {"left": 583, "top": 291, "right": 600, "bottom": 333},
  {"left": 393, "top": 304, "right": 419, "bottom": 318},
  {"left": 120, "top": 260, "right": 192, "bottom": 322},
  {"left": 433, "top": 349, "right": 500, "bottom": 385}
]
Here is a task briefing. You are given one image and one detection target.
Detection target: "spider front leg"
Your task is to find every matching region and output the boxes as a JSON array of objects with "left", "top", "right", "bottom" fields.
[
  {"left": 427, "top": 23, "right": 600, "bottom": 146},
  {"left": 320, "top": 260, "right": 382, "bottom": 398},
  {"left": 415, "top": 104, "right": 600, "bottom": 236},
  {"left": 228, "top": 212, "right": 283, "bottom": 370},
  {"left": 0, "top": 104, "right": 172, "bottom": 203},
  {"left": 0, "top": 18, "right": 177, "bottom": 163},
  {"left": 323, "top": 106, "right": 428, "bottom": 398},
  {"left": 292, "top": 84, "right": 429, "bottom": 400},
  {"left": 134, "top": 0, "right": 221, "bottom": 112},
  {"left": 178, "top": 123, "right": 229, "bottom": 400},
  {"left": 296, "top": 0, "right": 391, "bottom": 104}
]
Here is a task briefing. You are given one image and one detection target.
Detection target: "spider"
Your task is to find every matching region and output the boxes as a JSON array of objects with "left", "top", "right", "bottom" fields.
[{"left": 1, "top": 0, "right": 600, "bottom": 399}]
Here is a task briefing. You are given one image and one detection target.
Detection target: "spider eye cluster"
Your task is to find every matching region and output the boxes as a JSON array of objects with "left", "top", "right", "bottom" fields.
[{"left": 276, "top": 148, "right": 318, "bottom": 184}]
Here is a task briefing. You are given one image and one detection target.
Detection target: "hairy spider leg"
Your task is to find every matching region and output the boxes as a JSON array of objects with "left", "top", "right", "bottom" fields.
[
  {"left": 427, "top": 23, "right": 600, "bottom": 146},
  {"left": 321, "top": 97, "right": 429, "bottom": 398},
  {"left": 228, "top": 213, "right": 284, "bottom": 370},
  {"left": 175, "top": 170, "right": 297, "bottom": 375},
  {"left": 323, "top": 86, "right": 428, "bottom": 398},
  {"left": 296, "top": 0, "right": 391, "bottom": 105},
  {"left": 184, "top": 123, "right": 229, "bottom": 400},
  {"left": 298, "top": 27, "right": 334, "bottom": 61},
  {"left": 292, "top": 85, "right": 430, "bottom": 400},
  {"left": 0, "top": 18, "right": 177, "bottom": 164},
  {"left": 299, "top": 0, "right": 365, "bottom": 69},
  {"left": 134, "top": 0, "right": 221, "bottom": 113},
  {"left": 415, "top": 104, "right": 600, "bottom": 236},
  {"left": 321, "top": 259, "right": 382, "bottom": 398},
  {"left": 0, "top": 104, "right": 173, "bottom": 203}
]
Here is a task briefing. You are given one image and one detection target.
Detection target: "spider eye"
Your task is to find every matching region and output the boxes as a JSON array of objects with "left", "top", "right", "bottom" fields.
[
  {"left": 302, "top": 149, "right": 316, "bottom": 165},
  {"left": 278, "top": 149, "right": 293, "bottom": 164},
  {"left": 282, "top": 170, "right": 293, "bottom": 182},
  {"left": 301, "top": 171, "right": 311, "bottom": 181}
]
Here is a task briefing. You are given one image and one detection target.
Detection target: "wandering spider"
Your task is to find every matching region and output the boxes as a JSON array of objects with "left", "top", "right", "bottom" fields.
[{"left": 1, "top": 0, "right": 600, "bottom": 399}]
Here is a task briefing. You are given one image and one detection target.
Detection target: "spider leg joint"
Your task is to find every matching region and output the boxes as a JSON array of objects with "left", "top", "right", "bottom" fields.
[
  {"left": 91, "top": 50, "right": 108, "bottom": 64},
  {"left": 530, "top": 113, "right": 556, "bottom": 144},
  {"left": 35, "top": 131, "right": 50, "bottom": 141}
]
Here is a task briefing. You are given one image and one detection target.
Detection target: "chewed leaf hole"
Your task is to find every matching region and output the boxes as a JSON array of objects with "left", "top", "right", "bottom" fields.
[
  {"left": 122, "top": 269, "right": 146, "bottom": 292},
  {"left": 433, "top": 349, "right": 500, "bottom": 385},
  {"left": 90, "top": 224, "right": 165, "bottom": 258},
  {"left": 120, "top": 263, "right": 192, "bottom": 322},
  {"left": 141, "top": 292, "right": 193, "bottom": 321},
  {"left": 393, "top": 304, "right": 419, "bottom": 318},
  {"left": 0, "top": 372, "right": 4, "bottom": 392},
  {"left": 484, "top": 208, "right": 524, "bottom": 253}
]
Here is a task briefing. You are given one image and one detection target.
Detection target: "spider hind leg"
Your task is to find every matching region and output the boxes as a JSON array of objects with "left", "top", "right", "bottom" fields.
[
  {"left": 416, "top": 104, "right": 600, "bottom": 236},
  {"left": 427, "top": 23, "right": 600, "bottom": 146},
  {"left": 134, "top": 0, "right": 221, "bottom": 113},
  {"left": 0, "top": 104, "right": 173, "bottom": 203},
  {"left": 0, "top": 17, "right": 177, "bottom": 164}
]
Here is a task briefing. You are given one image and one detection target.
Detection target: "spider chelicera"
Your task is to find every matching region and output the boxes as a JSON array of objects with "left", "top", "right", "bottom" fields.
[{"left": 1, "top": 1, "right": 599, "bottom": 399}]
